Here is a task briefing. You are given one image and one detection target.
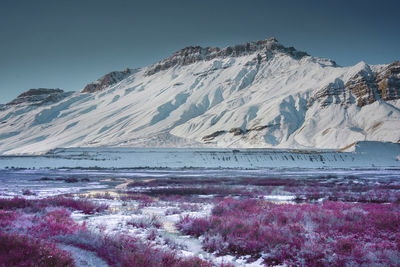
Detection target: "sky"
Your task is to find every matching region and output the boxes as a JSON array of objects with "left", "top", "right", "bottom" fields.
[{"left": 0, "top": 0, "right": 399, "bottom": 104}]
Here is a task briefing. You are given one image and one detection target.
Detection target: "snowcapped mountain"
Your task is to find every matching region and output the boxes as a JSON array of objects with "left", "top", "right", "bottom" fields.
[{"left": 0, "top": 37, "right": 399, "bottom": 154}]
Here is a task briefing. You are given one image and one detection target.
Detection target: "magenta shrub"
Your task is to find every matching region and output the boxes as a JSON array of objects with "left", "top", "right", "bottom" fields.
[
  {"left": 124, "top": 176, "right": 400, "bottom": 204},
  {"left": 127, "top": 215, "right": 162, "bottom": 229},
  {"left": 46, "top": 196, "right": 109, "bottom": 214},
  {"left": 123, "top": 176, "right": 400, "bottom": 205},
  {"left": 0, "top": 231, "right": 74, "bottom": 267},
  {"left": 120, "top": 193, "right": 155, "bottom": 206},
  {"left": 178, "top": 198, "right": 400, "bottom": 265},
  {"left": 0, "top": 210, "right": 18, "bottom": 227},
  {"left": 59, "top": 230, "right": 222, "bottom": 267},
  {"left": 165, "top": 208, "right": 181, "bottom": 215},
  {"left": 177, "top": 216, "right": 210, "bottom": 237},
  {"left": 133, "top": 186, "right": 256, "bottom": 198},
  {"left": 32, "top": 209, "right": 86, "bottom": 238},
  {"left": 0, "top": 196, "right": 108, "bottom": 214},
  {"left": 0, "top": 197, "right": 31, "bottom": 210},
  {"left": 166, "top": 204, "right": 201, "bottom": 215},
  {"left": 0, "top": 195, "right": 233, "bottom": 267},
  {"left": 22, "top": 189, "right": 37, "bottom": 196},
  {"left": 293, "top": 185, "right": 400, "bottom": 203}
]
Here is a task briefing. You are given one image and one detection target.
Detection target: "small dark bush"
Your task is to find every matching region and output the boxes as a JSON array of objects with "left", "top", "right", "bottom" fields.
[
  {"left": 64, "top": 178, "right": 79, "bottom": 183},
  {"left": 39, "top": 177, "right": 53, "bottom": 181},
  {"left": 22, "top": 189, "right": 36, "bottom": 196}
]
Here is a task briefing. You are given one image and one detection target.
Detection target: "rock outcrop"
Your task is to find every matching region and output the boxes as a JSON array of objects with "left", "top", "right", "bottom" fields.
[
  {"left": 145, "top": 37, "right": 313, "bottom": 76},
  {"left": 308, "top": 61, "right": 400, "bottom": 108},
  {"left": 6, "top": 88, "right": 69, "bottom": 106},
  {"left": 82, "top": 68, "right": 134, "bottom": 93}
]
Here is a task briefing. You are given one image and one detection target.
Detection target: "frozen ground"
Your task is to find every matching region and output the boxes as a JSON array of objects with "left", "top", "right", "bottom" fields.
[
  {"left": 1, "top": 167, "right": 399, "bottom": 266},
  {"left": 58, "top": 244, "right": 109, "bottom": 267},
  {"left": 0, "top": 141, "right": 399, "bottom": 169},
  {"left": 1, "top": 167, "right": 400, "bottom": 198}
]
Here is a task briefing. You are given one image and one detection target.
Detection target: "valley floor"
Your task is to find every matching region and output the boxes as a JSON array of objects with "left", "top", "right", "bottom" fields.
[{"left": 0, "top": 168, "right": 399, "bottom": 266}]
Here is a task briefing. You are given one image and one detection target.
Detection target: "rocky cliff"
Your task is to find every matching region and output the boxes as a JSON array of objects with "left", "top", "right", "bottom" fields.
[
  {"left": 82, "top": 68, "right": 135, "bottom": 93},
  {"left": 6, "top": 88, "right": 71, "bottom": 106}
]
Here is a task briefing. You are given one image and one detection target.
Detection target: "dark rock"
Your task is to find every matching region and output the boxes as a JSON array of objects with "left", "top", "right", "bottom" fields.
[
  {"left": 7, "top": 88, "right": 69, "bottom": 106},
  {"left": 229, "top": 127, "right": 244, "bottom": 136},
  {"left": 82, "top": 68, "right": 134, "bottom": 93},
  {"left": 202, "top": 130, "right": 226, "bottom": 141},
  {"left": 308, "top": 61, "right": 400, "bottom": 108},
  {"left": 22, "top": 189, "right": 36, "bottom": 196},
  {"left": 145, "top": 37, "right": 311, "bottom": 76},
  {"left": 64, "top": 178, "right": 79, "bottom": 183},
  {"left": 17, "top": 88, "right": 64, "bottom": 98},
  {"left": 247, "top": 125, "right": 274, "bottom": 132},
  {"left": 39, "top": 177, "right": 53, "bottom": 181}
]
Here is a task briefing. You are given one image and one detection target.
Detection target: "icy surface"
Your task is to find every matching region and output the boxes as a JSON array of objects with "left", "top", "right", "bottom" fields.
[
  {"left": 0, "top": 142, "right": 399, "bottom": 169},
  {"left": 58, "top": 244, "right": 110, "bottom": 267}
]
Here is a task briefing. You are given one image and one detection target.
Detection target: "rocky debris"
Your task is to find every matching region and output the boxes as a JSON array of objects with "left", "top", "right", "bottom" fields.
[
  {"left": 204, "top": 124, "right": 279, "bottom": 142},
  {"left": 308, "top": 61, "right": 400, "bottom": 108},
  {"left": 245, "top": 124, "right": 280, "bottom": 133},
  {"left": 146, "top": 37, "right": 312, "bottom": 76},
  {"left": 6, "top": 88, "right": 69, "bottom": 106},
  {"left": 247, "top": 125, "right": 270, "bottom": 132},
  {"left": 202, "top": 124, "right": 280, "bottom": 142},
  {"left": 375, "top": 61, "right": 400, "bottom": 102},
  {"left": 82, "top": 68, "right": 134, "bottom": 93},
  {"left": 202, "top": 130, "right": 226, "bottom": 141},
  {"left": 229, "top": 127, "right": 244, "bottom": 136}
]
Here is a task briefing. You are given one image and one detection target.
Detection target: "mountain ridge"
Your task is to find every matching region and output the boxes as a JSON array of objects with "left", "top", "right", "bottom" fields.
[{"left": 0, "top": 37, "right": 399, "bottom": 155}]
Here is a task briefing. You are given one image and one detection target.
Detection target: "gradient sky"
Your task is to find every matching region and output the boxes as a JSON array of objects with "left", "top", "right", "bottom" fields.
[{"left": 1, "top": 0, "right": 399, "bottom": 104}]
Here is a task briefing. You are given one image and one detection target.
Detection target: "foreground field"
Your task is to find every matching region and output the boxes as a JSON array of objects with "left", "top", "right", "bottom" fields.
[{"left": 0, "top": 169, "right": 399, "bottom": 266}]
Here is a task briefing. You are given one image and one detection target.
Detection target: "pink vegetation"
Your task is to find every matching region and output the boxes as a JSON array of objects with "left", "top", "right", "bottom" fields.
[
  {"left": 0, "top": 196, "right": 108, "bottom": 214},
  {"left": 0, "top": 231, "right": 74, "bottom": 267},
  {"left": 0, "top": 197, "right": 229, "bottom": 267},
  {"left": 177, "top": 198, "right": 400, "bottom": 266}
]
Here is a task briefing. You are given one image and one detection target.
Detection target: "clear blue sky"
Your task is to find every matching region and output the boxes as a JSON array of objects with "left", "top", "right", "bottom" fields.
[{"left": 1, "top": 0, "right": 399, "bottom": 104}]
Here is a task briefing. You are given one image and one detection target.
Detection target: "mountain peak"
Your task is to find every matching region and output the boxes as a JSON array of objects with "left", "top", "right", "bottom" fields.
[
  {"left": 7, "top": 88, "right": 68, "bottom": 106},
  {"left": 81, "top": 68, "right": 135, "bottom": 93},
  {"left": 17, "top": 88, "right": 64, "bottom": 98},
  {"left": 145, "top": 37, "right": 309, "bottom": 75}
]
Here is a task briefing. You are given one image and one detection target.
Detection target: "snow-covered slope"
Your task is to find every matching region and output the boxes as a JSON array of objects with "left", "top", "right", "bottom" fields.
[{"left": 0, "top": 37, "right": 399, "bottom": 155}]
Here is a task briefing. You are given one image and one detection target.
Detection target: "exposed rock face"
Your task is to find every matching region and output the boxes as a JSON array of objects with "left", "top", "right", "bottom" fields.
[
  {"left": 145, "top": 37, "right": 313, "bottom": 76},
  {"left": 7, "top": 88, "right": 68, "bottom": 106},
  {"left": 375, "top": 61, "right": 400, "bottom": 102},
  {"left": 229, "top": 127, "right": 244, "bottom": 136},
  {"left": 82, "top": 68, "right": 134, "bottom": 93},
  {"left": 202, "top": 130, "right": 226, "bottom": 141},
  {"left": 308, "top": 61, "right": 400, "bottom": 108}
]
